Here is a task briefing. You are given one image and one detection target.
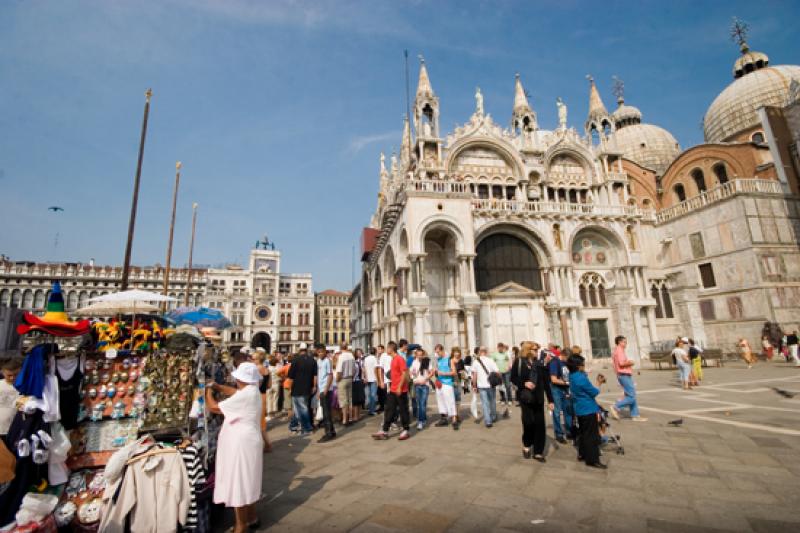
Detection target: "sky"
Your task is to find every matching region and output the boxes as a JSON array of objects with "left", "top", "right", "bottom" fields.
[{"left": 1, "top": 0, "right": 799, "bottom": 291}]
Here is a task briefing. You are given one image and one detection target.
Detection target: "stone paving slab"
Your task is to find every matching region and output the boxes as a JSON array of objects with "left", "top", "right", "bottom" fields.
[{"left": 216, "top": 362, "right": 800, "bottom": 532}]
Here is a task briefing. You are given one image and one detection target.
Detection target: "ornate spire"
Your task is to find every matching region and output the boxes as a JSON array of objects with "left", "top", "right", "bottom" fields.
[
  {"left": 729, "top": 17, "right": 769, "bottom": 79},
  {"left": 400, "top": 115, "right": 412, "bottom": 164},
  {"left": 512, "top": 73, "right": 537, "bottom": 132},
  {"left": 513, "top": 73, "right": 531, "bottom": 112},
  {"left": 416, "top": 55, "right": 434, "bottom": 97},
  {"left": 586, "top": 75, "right": 608, "bottom": 121}
]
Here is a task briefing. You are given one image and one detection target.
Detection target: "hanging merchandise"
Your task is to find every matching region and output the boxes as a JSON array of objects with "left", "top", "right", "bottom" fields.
[
  {"left": 16, "top": 281, "right": 90, "bottom": 337},
  {"left": 14, "top": 343, "right": 58, "bottom": 399}
]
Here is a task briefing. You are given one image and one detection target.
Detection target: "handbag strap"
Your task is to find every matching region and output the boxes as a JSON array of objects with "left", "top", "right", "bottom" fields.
[{"left": 476, "top": 356, "right": 491, "bottom": 375}]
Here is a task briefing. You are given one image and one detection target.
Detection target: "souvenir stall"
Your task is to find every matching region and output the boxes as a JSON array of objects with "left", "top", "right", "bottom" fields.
[{"left": 0, "top": 287, "right": 227, "bottom": 533}]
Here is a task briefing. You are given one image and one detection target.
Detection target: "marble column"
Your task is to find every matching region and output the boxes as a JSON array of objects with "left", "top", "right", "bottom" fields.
[
  {"left": 448, "top": 311, "right": 460, "bottom": 349},
  {"left": 414, "top": 309, "right": 426, "bottom": 345},
  {"left": 465, "top": 309, "right": 477, "bottom": 351}
]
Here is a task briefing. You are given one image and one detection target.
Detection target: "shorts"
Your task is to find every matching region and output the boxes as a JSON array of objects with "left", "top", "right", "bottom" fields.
[{"left": 338, "top": 378, "right": 353, "bottom": 407}]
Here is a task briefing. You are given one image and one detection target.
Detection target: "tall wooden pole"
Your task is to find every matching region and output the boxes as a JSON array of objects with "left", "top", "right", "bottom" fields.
[
  {"left": 184, "top": 202, "right": 198, "bottom": 306},
  {"left": 163, "top": 161, "right": 182, "bottom": 305},
  {"left": 121, "top": 88, "right": 153, "bottom": 291}
]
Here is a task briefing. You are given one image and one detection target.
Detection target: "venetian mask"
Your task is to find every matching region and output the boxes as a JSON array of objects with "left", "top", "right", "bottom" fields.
[
  {"left": 78, "top": 499, "right": 102, "bottom": 524},
  {"left": 54, "top": 501, "right": 77, "bottom": 527}
]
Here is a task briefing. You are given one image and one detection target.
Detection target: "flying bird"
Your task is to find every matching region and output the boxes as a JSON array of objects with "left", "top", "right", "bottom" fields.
[
  {"left": 667, "top": 419, "right": 683, "bottom": 427},
  {"left": 772, "top": 387, "right": 796, "bottom": 399},
  {"left": 48, "top": 206, "right": 64, "bottom": 212}
]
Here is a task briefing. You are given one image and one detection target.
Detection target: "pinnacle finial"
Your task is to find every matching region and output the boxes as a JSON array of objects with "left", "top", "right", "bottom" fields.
[
  {"left": 730, "top": 17, "right": 750, "bottom": 52},
  {"left": 416, "top": 55, "right": 433, "bottom": 96}
]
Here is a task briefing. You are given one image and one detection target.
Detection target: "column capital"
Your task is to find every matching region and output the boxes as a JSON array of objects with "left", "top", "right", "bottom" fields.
[
  {"left": 457, "top": 253, "right": 477, "bottom": 260},
  {"left": 408, "top": 253, "right": 427, "bottom": 260}
]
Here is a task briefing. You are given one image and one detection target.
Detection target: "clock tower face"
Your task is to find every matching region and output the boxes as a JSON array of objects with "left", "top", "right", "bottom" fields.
[{"left": 254, "top": 306, "right": 271, "bottom": 321}]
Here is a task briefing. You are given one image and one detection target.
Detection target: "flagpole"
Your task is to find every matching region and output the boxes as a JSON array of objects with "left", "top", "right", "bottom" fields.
[
  {"left": 121, "top": 88, "right": 153, "bottom": 291},
  {"left": 163, "top": 161, "right": 182, "bottom": 309},
  {"left": 184, "top": 202, "right": 198, "bottom": 306}
]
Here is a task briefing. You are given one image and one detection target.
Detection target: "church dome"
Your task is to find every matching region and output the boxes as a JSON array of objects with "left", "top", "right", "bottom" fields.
[
  {"left": 611, "top": 123, "right": 681, "bottom": 174},
  {"left": 704, "top": 64, "right": 800, "bottom": 143}
]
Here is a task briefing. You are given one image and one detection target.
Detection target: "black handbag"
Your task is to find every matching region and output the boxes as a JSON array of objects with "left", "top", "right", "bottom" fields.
[
  {"left": 516, "top": 359, "right": 537, "bottom": 404},
  {"left": 477, "top": 356, "right": 503, "bottom": 387}
]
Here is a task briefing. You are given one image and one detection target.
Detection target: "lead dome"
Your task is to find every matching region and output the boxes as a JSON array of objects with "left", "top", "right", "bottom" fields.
[
  {"left": 703, "top": 39, "right": 800, "bottom": 143},
  {"left": 609, "top": 96, "right": 680, "bottom": 174}
]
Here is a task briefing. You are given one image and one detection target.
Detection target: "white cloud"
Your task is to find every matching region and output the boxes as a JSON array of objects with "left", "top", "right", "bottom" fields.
[{"left": 346, "top": 130, "right": 399, "bottom": 154}]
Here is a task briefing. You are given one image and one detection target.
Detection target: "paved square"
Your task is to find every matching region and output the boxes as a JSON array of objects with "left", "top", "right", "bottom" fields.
[{"left": 240, "top": 361, "right": 800, "bottom": 532}]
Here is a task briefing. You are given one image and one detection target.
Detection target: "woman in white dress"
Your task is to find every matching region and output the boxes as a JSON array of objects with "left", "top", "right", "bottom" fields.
[{"left": 206, "top": 362, "right": 264, "bottom": 532}]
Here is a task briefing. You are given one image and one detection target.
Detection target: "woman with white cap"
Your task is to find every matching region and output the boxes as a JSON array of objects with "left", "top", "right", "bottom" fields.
[
  {"left": 672, "top": 338, "right": 692, "bottom": 390},
  {"left": 206, "top": 361, "right": 264, "bottom": 532}
]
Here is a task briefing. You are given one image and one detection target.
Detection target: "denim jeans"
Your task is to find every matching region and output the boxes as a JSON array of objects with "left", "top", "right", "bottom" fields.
[
  {"left": 366, "top": 382, "right": 378, "bottom": 414},
  {"left": 500, "top": 371, "right": 513, "bottom": 404},
  {"left": 551, "top": 386, "right": 573, "bottom": 439},
  {"left": 291, "top": 395, "right": 313, "bottom": 432},
  {"left": 614, "top": 374, "right": 640, "bottom": 417},
  {"left": 414, "top": 385, "right": 429, "bottom": 425},
  {"left": 478, "top": 387, "right": 497, "bottom": 426}
]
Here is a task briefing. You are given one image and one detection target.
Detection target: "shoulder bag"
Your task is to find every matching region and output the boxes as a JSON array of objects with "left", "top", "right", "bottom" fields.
[{"left": 477, "top": 356, "right": 503, "bottom": 388}]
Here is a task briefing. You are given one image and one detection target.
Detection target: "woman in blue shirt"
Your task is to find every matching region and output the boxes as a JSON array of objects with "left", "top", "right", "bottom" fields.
[{"left": 567, "top": 353, "right": 607, "bottom": 469}]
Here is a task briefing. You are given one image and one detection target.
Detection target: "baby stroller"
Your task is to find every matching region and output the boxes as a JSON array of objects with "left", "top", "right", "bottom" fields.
[{"left": 597, "top": 407, "right": 625, "bottom": 455}]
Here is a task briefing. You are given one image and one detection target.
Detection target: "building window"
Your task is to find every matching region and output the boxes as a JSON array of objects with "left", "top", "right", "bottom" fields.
[
  {"left": 699, "top": 299, "right": 716, "bottom": 320},
  {"left": 660, "top": 285, "right": 674, "bottom": 318},
  {"left": 713, "top": 163, "right": 729, "bottom": 184},
  {"left": 727, "top": 296, "right": 744, "bottom": 319},
  {"left": 698, "top": 263, "right": 716, "bottom": 288},
  {"left": 674, "top": 183, "right": 686, "bottom": 203},
  {"left": 651, "top": 284, "right": 663, "bottom": 318},
  {"left": 579, "top": 273, "right": 606, "bottom": 308},
  {"left": 651, "top": 280, "right": 674, "bottom": 319},
  {"left": 691, "top": 169, "right": 707, "bottom": 193},
  {"left": 689, "top": 232, "right": 705, "bottom": 259},
  {"left": 751, "top": 132, "right": 765, "bottom": 143},
  {"left": 477, "top": 184, "right": 489, "bottom": 199}
]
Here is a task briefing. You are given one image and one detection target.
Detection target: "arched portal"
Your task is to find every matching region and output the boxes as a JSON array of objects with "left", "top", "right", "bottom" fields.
[
  {"left": 251, "top": 332, "right": 271, "bottom": 353},
  {"left": 423, "top": 227, "right": 459, "bottom": 348},
  {"left": 475, "top": 233, "right": 542, "bottom": 291}
]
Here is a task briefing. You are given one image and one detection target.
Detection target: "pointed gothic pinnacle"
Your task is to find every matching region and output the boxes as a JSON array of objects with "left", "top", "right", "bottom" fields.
[
  {"left": 417, "top": 56, "right": 434, "bottom": 96},
  {"left": 586, "top": 74, "right": 608, "bottom": 120},
  {"left": 513, "top": 72, "right": 531, "bottom": 111}
]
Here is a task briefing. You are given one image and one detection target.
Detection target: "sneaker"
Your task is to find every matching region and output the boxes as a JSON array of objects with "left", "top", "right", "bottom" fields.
[
  {"left": 371, "top": 431, "right": 389, "bottom": 440},
  {"left": 632, "top": 416, "right": 648, "bottom": 422},
  {"left": 452, "top": 420, "right": 460, "bottom": 431},
  {"left": 435, "top": 418, "right": 449, "bottom": 427},
  {"left": 299, "top": 431, "right": 311, "bottom": 437},
  {"left": 485, "top": 423, "right": 493, "bottom": 428},
  {"left": 417, "top": 422, "right": 424, "bottom": 430},
  {"left": 588, "top": 462, "right": 607, "bottom": 469},
  {"left": 609, "top": 405, "right": 620, "bottom": 420},
  {"left": 398, "top": 431, "right": 410, "bottom": 441},
  {"left": 556, "top": 436, "right": 567, "bottom": 444}
]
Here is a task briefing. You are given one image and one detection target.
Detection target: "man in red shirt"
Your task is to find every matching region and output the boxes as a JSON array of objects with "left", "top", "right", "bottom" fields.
[
  {"left": 372, "top": 341, "right": 411, "bottom": 441},
  {"left": 609, "top": 336, "right": 647, "bottom": 422}
]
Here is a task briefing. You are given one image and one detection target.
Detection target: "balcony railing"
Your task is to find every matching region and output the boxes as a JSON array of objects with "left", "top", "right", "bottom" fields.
[
  {"left": 471, "top": 199, "right": 646, "bottom": 218},
  {"left": 656, "top": 179, "right": 786, "bottom": 224},
  {"left": 404, "top": 180, "right": 471, "bottom": 195}
]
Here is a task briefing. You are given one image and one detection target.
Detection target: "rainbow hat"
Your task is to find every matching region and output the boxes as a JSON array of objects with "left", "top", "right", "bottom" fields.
[{"left": 17, "top": 281, "right": 91, "bottom": 337}]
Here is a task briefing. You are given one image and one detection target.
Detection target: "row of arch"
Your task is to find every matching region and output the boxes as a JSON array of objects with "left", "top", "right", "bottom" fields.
[
  {"left": 0, "top": 288, "right": 203, "bottom": 310},
  {"left": 370, "top": 218, "right": 630, "bottom": 300},
  {"left": 672, "top": 162, "right": 730, "bottom": 203}
]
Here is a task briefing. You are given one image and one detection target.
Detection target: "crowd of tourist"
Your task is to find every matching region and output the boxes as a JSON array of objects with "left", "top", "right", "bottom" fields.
[{"left": 228, "top": 335, "right": 658, "bottom": 471}]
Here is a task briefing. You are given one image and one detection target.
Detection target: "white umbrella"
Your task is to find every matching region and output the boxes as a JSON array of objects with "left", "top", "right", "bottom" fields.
[
  {"left": 75, "top": 300, "right": 159, "bottom": 317},
  {"left": 89, "top": 289, "right": 177, "bottom": 303}
]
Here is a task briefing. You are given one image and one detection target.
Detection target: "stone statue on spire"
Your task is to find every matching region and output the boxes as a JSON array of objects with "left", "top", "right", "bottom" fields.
[
  {"left": 380, "top": 152, "right": 386, "bottom": 174},
  {"left": 475, "top": 87, "right": 484, "bottom": 116},
  {"left": 556, "top": 97, "right": 567, "bottom": 130}
]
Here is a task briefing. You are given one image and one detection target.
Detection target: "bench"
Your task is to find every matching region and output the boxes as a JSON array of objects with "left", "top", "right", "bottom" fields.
[
  {"left": 649, "top": 351, "right": 674, "bottom": 370},
  {"left": 701, "top": 349, "right": 724, "bottom": 367}
]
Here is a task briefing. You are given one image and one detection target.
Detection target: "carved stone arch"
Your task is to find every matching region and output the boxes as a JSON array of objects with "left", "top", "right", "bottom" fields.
[
  {"left": 568, "top": 223, "right": 630, "bottom": 267},
  {"left": 397, "top": 227, "right": 410, "bottom": 268},
  {"left": 543, "top": 139, "right": 594, "bottom": 175},
  {"left": 474, "top": 221, "right": 553, "bottom": 268},
  {"left": 372, "top": 265, "right": 383, "bottom": 299},
  {"left": 382, "top": 246, "right": 397, "bottom": 285},
  {"left": 445, "top": 137, "right": 526, "bottom": 180},
  {"left": 414, "top": 215, "right": 466, "bottom": 255}
]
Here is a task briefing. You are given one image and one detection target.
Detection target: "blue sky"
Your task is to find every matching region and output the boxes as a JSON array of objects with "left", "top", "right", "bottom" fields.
[{"left": 1, "top": 0, "right": 799, "bottom": 291}]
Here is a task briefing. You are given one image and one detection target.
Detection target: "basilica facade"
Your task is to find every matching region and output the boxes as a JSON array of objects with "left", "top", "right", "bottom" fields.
[{"left": 350, "top": 33, "right": 800, "bottom": 360}]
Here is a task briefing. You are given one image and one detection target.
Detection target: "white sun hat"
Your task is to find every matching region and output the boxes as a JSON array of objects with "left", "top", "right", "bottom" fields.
[{"left": 231, "top": 362, "right": 261, "bottom": 385}]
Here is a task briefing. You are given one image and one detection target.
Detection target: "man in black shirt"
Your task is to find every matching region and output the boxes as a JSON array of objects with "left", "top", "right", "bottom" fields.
[
  {"left": 788, "top": 331, "right": 799, "bottom": 366},
  {"left": 288, "top": 343, "right": 317, "bottom": 435}
]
